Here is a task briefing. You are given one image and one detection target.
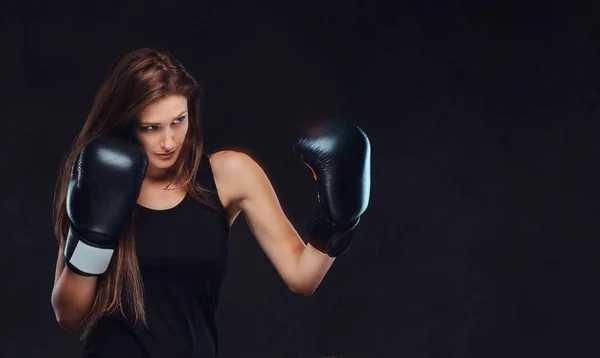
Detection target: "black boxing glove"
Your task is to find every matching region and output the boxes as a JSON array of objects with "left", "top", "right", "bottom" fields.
[
  {"left": 64, "top": 135, "right": 148, "bottom": 276},
  {"left": 293, "top": 118, "right": 371, "bottom": 257}
]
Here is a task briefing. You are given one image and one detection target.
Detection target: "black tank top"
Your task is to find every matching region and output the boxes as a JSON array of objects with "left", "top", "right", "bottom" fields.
[{"left": 83, "top": 154, "right": 230, "bottom": 358}]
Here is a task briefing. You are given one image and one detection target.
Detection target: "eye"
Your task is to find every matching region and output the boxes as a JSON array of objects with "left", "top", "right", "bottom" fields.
[{"left": 139, "top": 116, "right": 185, "bottom": 132}]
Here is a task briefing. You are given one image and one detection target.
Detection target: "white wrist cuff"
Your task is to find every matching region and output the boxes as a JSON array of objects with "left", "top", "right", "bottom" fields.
[{"left": 65, "top": 240, "right": 114, "bottom": 275}]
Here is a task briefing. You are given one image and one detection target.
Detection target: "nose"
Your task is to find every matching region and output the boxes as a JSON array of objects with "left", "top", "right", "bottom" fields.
[{"left": 160, "top": 128, "right": 175, "bottom": 151}]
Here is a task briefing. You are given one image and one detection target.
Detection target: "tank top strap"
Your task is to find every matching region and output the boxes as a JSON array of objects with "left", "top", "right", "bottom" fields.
[
  {"left": 197, "top": 154, "right": 217, "bottom": 190},
  {"left": 195, "top": 153, "right": 227, "bottom": 215}
]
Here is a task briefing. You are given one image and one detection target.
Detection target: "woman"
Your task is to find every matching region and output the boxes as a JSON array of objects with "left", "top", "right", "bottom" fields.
[{"left": 51, "top": 47, "right": 370, "bottom": 357}]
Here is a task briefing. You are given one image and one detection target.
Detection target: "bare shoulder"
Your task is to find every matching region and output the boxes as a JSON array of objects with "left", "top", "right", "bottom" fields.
[
  {"left": 208, "top": 149, "right": 267, "bottom": 207},
  {"left": 208, "top": 150, "right": 262, "bottom": 180}
]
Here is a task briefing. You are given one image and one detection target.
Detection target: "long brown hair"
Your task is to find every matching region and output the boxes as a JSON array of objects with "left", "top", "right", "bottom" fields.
[{"left": 53, "top": 47, "right": 225, "bottom": 339}]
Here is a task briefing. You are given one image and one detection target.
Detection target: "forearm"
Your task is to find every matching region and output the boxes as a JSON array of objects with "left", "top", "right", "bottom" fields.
[
  {"left": 293, "top": 243, "right": 335, "bottom": 295},
  {"left": 51, "top": 266, "right": 98, "bottom": 332}
]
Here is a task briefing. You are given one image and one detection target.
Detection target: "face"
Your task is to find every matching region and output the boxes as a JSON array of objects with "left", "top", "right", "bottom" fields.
[{"left": 133, "top": 95, "right": 189, "bottom": 176}]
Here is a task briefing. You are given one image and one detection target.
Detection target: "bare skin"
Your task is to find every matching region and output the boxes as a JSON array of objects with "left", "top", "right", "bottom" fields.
[{"left": 52, "top": 94, "right": 334, "bottom": 332}]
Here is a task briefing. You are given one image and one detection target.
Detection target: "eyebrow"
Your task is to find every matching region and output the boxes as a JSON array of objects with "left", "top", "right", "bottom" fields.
[{"left": 139, "top": 111, "right": 188, "bottom": 126}]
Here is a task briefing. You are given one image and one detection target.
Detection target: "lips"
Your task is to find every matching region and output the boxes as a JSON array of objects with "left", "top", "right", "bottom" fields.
[{"left": 156, "top": 151, "right": 175, "bottom": 159}]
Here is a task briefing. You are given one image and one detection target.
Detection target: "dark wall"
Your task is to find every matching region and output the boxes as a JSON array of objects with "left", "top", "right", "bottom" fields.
[{"left": 2, "top": 1, "right": 599, "bottom": 357}]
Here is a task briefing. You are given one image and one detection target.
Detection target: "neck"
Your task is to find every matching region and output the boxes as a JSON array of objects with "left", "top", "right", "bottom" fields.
[{"left": 144, "top": 168, "right": 177, "bottom": 186}]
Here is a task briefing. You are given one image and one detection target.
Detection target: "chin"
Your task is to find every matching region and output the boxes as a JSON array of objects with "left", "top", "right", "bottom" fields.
[
  {"left": 154, "top": 162, "right": 175, "bottom": 169},
  {"left": 151, "top": 159, "right": 176, "bottom": 168}
]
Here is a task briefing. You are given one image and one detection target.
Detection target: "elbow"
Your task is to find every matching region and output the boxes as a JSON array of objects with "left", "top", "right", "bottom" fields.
[
  {"left": 289, "top": 282, "right": 317, "bottom": 296},
  {"left": 52, "top": 306, "right": 80, "bottom": 332},
  {"left": 301, "top": 289, "right": 316, "bottom": 296},
  {"left": 56, "top": 316, "right": 80, "bottom": 333},
  {"left": 51, "top": 294, "right": 82, "bottom": 333},
  {"left": 53, "top": 304, "right": 84, "bottom": 332}
]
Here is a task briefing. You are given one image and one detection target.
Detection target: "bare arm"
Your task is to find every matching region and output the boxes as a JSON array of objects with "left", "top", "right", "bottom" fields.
[
  {"left": 211, "top": 151, "right": 334, "bottom": 295},
  {"left": 51, "top": 246, "right": 98, "bottom": 332}
]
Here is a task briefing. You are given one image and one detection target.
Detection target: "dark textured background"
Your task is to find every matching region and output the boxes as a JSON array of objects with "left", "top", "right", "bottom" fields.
[{"left": 1, "top": 0, "right": 600, "bottom": 357}]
